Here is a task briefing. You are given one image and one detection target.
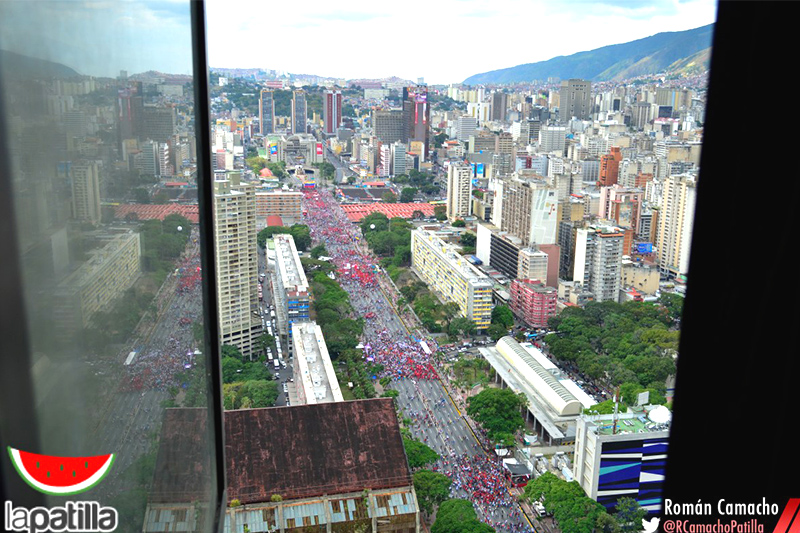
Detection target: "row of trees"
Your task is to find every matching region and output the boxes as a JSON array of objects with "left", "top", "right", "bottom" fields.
[
  {"left": 257, "top": 224, "right": 311, "bottom": 250},
  {"left": 246, "top": 156, "right": 288, "bottom": 180},
  {"left": 523, "top": 472, "right": 647, "bottom": 533},
  {"left": 545, "top": 299, "right": 680, "bottom": 396}
]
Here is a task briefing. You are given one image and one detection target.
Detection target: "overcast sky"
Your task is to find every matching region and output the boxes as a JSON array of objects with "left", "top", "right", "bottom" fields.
[
  {"left": 206, "top": 0, "right": 718, "bottom": 84},
  {"left": 0, "top": 0, "right": 717, "bottom": 83}
]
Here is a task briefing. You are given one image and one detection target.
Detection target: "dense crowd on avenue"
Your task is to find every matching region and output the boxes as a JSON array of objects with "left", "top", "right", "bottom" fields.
[{"left": 303, "top": 189, "right": 534, "bottom": 533}]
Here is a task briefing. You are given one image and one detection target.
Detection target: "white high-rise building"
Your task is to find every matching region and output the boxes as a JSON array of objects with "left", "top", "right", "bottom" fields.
[
  {"left": 457, "top": 116, "right": 478, "bottom": 142},
  {"left": 213, "top": 171, "right": 261, "bottom": 358},
  {"left": 573, "top": 225, "right": 624, "bottom": 302},
  {"left": 539, "top": 125, "right": 567, "bottom": 155},
  {"left": 446, "top": 162, "right": 473, "bottom": 221},
  {"left": 70, "top": 161, "right": 101, "bottom": 225},
  {"left": 391, "top": 142, "right": 407, "bottom": 177},
  {"left": 656, "top": 173, "right": 697, "bottom": 279}
]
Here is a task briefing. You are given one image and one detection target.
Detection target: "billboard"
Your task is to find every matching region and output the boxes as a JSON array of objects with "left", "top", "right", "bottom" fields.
[
  {"left": 316, "top": 143, "right": 323, "bottom": 156},
  {"left": 637, "top": 243, "right": 653, "bottom": 254},
  {"left": 476, "top": 162, "right": 484, "bottom": 177},
  {"left": 269, "top": 143, "right": 277, "bottom": 155}
]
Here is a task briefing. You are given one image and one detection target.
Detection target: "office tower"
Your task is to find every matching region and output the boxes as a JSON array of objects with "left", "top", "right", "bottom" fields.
[
  {"left": 142, "top": 104, "right": 177, "bottom": 142},
  {"left": 259, "top": 89, "right": 275, "bottom": 135},
  {"left": 509, "top": 278, "right": 557, "bottom": 328},
  {"left": 538, "top": 125, "right": 567, "bottom": 155},
  {"left": 598, "top": 147, "right": 622, "bottom": 187},
  {"left": 560, "top": 79, "right": 592, "bottom": 121},
  {"left": 519, "top": 119, "right": 541, "bottom": 147},
  {"left": 391, "top": 142, "right": 407, "bottom": 176},
  {"left": 323, "top": 89, "right": 342, "bottom": 135},
  {"left": 411, "top": 229, "right": 493, "bottom": 330},
  {"left": 116, "top": 83, "right": 143, "bottom": 150},
  {"left": 213, "top": 171, "right": 260, "bottom": 358},
  {"left": 70, "top": 161, "right": 101, "bottom": 225},
  {"left": 402, "top": 85, "right": 429, "bottom": 158},
  {"left": 446, "top": 162, "right": 473, "bottom": 221},
  {"left": 656, "top": 174, "right": 697, "bottom": 279},
  {"left": 632, "top": 102, "right": 652, "bottom": 130},
  {"left": 373, "top": 109, "right": 405, "bottom": 144},
  {"left": 499, "top": 175, "right": 559, "bottom": 246},
  {"left": 491, "top": 91, "right": 508, "bottom": 121},
  {"left": 291, "top": 89, "right": 307, "bottom": 134},
  {"left": 457, "top": 116, "right": 477, "bottom": 142},
  {"left": 573, "top": 225, "right": 625, "bottom": 302}
]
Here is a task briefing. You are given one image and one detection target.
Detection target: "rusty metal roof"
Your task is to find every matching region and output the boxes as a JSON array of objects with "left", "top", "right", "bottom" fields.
[{"left": 150, "top": 399, "right": 411, "bottom": 505}]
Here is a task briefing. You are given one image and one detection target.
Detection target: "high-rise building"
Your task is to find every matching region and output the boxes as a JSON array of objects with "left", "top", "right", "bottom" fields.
[
  {"left": 656, "top": 173, "right": 697, "bottom": 279},
  {"left": 446, "top": 162, "right": 473, "bottom": 221},
  {"left": 598, "top": 147, "right": 623, "bottom": 187},
  {"left": 70, "top": 160, "right": 101, "bottom": 225},
  {"left": 457, "top": 116, "right": 477, "bottom": 142},
  {"left": 559, "top": 79, "right": 592, "bottom": 121},
  {"left": 538, "top": 125, "right": 567, "bottom": 155},
  {"left": 373, "top": 109, "right": 405, "bottom": 144},
  {"left": 391, "top": 142, "right": 407, "bottom": 176},
  {"left": 573, "top": 225, "right": 625, "bottom": 302},
  {"left": 259, "top": 89, "right": 275, "bottom": 135},
  {"left": 411, "top": 229, "right": 493, "bottom": 330},
  {"left": 291, "top": 89, "right": 307, "bottom": 134},
  {"left": 142, "top": 104, "right": 177, "bottom": 142},
  {"left": 499, "top": 175, "right": 559, "bottom": 246},
  {"left": 254, "top": 190, "right": 303, "bottom": 228},
  {"left": 323, "top": 90, "right": 342, "bottom": 135},
  {"left": 403, "top": 86, "right": 430, "bottom": 158},
  {"left": 213, "top": 171, "right": 261, "bottom": 358},
  {"left": 491, "top": 91, "right": 508, "bottom": 121}
]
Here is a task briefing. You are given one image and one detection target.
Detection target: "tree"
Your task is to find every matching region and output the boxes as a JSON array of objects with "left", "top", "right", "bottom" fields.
[
  {"left": 432, "top": 499, "right": 495, "bottom": 533},
  {"left": 614, "top": 497, "right": 647, "bottom": 533},
  {"left": 403, "top": 437, "right": 439, "bottom": 469},
  {"left": 452, "top": 219, "right": 466, "bottom": 228},
  {"left": 400, "top": 187, "right": 418, "bottom": 203},
  {"left": 413, "top": 469, "right": 452, "bottom": 515},
  {"left": 487, "top": 323, "right": 507, "bottom": 342},
  {"left": 382, "top": 190, "right": 398, "bottom": 203},
  {"left": 491, "top": 305, "right": 514, "bottom": 329},
  {"left": 466, "top": 388, "right": 526, "bottom": 444},
  {"left": 434, "top": 205, "right": 447, "bottom": 221},
  {"left": 459, "top": 232, "right": 477, "bottom": 247}
]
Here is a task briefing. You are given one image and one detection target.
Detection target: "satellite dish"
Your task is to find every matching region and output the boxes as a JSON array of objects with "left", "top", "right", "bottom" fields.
[{"left": 647, "top": 405, "right": 671, "bottom": 424}]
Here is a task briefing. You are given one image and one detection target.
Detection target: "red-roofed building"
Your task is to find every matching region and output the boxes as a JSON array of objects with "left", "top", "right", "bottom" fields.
[
  {"left": 114, "top": 203, "right": 199, "bottom": 224},
  {"left": 340, "top": 202, "right": 435, "bottom": 222}
]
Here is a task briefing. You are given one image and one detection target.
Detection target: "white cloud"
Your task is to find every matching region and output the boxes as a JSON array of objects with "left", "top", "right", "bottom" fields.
[{"left": 206, "top": 0, "right": 717, "bottom": 84}]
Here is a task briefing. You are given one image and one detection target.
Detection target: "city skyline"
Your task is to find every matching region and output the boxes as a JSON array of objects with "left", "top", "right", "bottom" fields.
[
  {"left": 0, "top": 1, "right": 717, "bottom": 83},
  {"left": 207, "top": 0, "right": 717, "bottom": 84}
]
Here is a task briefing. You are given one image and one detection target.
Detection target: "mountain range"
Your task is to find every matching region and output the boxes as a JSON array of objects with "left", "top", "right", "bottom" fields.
[{"left": 462, "top": 24, "right": 714, "bottom": 85}]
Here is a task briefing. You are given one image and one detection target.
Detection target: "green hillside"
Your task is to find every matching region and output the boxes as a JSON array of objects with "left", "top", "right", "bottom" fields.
[{"left": 463, "top": 24, "right": 714, "bottom": 85}]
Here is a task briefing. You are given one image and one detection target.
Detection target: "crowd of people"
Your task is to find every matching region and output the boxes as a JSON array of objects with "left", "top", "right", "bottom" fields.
[
  {"left": 121, "top": 230, "right": 204, "bottom": 393},
  {"left": 302, "top": 188, "right": 533, "bottom": 533}
]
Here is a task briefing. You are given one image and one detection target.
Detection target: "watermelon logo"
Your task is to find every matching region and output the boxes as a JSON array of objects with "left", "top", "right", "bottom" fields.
[{"left": 7, "top": 447, "right": 115, "bottom": 496}]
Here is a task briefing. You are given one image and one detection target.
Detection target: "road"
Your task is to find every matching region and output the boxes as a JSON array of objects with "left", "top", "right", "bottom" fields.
[{"left": 302, "top": 188, "right": 535, "bottom": 533}]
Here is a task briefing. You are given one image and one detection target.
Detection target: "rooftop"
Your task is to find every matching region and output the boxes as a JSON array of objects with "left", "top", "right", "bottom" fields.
[{"left": 151, "top": 399, "right": 411, "bottom": 505}]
